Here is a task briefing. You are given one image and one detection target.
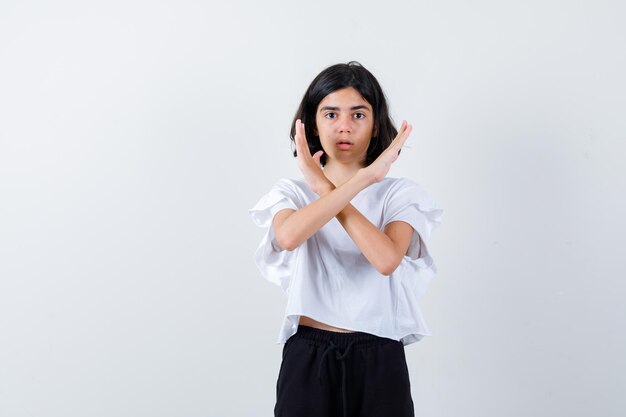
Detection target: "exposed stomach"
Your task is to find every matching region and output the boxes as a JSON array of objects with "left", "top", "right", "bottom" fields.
[{"left": 298, "top": 315, "right": 356, "bottom": 333}]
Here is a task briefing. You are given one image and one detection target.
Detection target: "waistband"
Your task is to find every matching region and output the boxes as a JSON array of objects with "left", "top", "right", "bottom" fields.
[{"left": 292, "top": 325, "right": 399, "bottom": 350}]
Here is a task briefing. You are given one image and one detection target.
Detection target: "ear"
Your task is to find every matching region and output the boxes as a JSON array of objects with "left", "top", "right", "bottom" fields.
[{"left": 372, "top": 124, "right": 378, "bottom": 137}]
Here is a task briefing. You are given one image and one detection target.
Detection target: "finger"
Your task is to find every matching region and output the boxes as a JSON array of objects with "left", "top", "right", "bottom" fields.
[
  {"left": 401, "top": 123, "right": 412, "bottom": 142},
  {"left": 389, "top": 121, "right": 408, "bottom": 145},
  {"left": 294, "top": 119, "right": 299, "bottom": 142},
  {"left": 299, "top": 121, "right": 313, "bottom": 157},
  {"left": 395, "top": 123, "right": 412, "bottom": 151},
  {"left": 384, "top": 121, "right": 410, "bottom": 154},
  {"left": 383, "top": 123, "right": 411, "bottom": 159},
  {"left": 399, "top": 120, "right": 410, "bottom": 139},
  {"left": 396, "top": 120, "right": 407, "bottom": 138},
  {"left": 312, "top": 150, "right": 324, "bottom": 164},
  {"left": 395, "top": 122, "right": 412, "bottom": 146},
  {"left": 295, "top": 119, "right": 307, "bottom": 158},
  {"left": 400, "top": 120, "right": 407, "bottom": 133},
  {"left": 296, "top": 119, "right": 311, "bottom": 158}
]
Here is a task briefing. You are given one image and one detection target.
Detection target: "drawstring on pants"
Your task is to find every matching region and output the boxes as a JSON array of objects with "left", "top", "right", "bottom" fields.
[{"left": 317, "top": 339, "right": 356, "bottom": 417}]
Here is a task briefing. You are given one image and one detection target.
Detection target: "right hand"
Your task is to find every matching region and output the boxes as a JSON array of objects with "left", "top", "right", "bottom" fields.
[
  {"left": 294, "top": 119, "right": 334, "bottom": 195},
  {"left": 359, "top": 120, "right": 413, "bottom": 185}
]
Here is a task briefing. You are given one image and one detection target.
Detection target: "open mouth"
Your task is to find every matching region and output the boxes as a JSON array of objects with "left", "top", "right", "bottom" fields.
[{"left": 337, "top": 141, "right": 353, "bottom": 150}]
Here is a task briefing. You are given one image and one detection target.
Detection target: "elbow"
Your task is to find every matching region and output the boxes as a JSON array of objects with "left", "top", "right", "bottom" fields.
[
  {"left": 281, "top": 240, "right": 299, "bottom": 252},
  {"left": 376, "top": 252, "right": 406, "bottom": 276},
  {"left": 377, "top": 260, "right": 401, "bottom": 277},
  {"left": 274, "top": 229, "right": 299, "bottom": 252}
]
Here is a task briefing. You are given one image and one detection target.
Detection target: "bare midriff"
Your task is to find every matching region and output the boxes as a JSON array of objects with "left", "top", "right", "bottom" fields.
[{"left": 298, "top": 315, "right": 356, "bottom": 333}]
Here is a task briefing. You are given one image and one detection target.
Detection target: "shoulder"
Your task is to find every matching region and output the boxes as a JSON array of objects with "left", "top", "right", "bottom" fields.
[
  {"left": 383, "top": 177, "right": 441, "bottom": 210},
  {"left": 381, "top": 177, "right": 422, "bottom": 197},
  {"left": 271, "top": 177, "right": 309, "bottom": 194},
  {"left": 390, "top": 176, "right": 419, "bottom": 189},
  {"left": 266, "top": 177, "right": 315, "bottom": 207}
]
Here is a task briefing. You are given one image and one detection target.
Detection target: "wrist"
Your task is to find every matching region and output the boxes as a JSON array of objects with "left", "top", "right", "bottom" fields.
[
  {"left": 354, "top": 168, "right": 374, "bottom": 189},
  {"left": 318, "top": 181, "right": 335, "bottom": 196}
]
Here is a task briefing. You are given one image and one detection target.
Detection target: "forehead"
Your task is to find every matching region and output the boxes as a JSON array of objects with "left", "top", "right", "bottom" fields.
[{"left": 318, "top": 87, "right": 372, "bottom": 110}]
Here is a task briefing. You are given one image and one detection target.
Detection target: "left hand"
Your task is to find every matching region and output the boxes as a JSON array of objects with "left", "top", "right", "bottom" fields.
[
  {"left": 294, "top": 119, "right": 333, "bottom": 195},
  {"left": 359, "top": 120, "right": 412, "bottom": 186}
]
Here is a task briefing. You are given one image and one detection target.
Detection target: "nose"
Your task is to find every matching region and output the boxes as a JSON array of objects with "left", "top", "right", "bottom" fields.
[{"left": 338, "top": 114, "right": 352, "bottom": 134}]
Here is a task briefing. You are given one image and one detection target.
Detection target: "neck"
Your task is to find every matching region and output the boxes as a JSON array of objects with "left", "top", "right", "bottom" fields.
[{"left": 322, "top": 160, "right": 364, "bottom": 187}]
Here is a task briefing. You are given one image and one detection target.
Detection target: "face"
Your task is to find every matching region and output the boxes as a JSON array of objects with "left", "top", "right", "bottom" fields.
[{"left": 315, "top": 87, "right": 375, "bottom": 167}]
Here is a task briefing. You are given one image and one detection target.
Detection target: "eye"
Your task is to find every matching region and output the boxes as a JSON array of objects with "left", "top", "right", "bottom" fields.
[
  {"left": 324, "top": 112, "right": 336, "bottom": 119},
  {"left": 354, "top": 112, "right": 366, "bottom": 119}
]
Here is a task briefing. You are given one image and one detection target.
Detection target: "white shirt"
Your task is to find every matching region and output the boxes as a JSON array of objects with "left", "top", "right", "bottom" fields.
[{"left": 248, "top": 176, "right": 443, "bottom": 346}]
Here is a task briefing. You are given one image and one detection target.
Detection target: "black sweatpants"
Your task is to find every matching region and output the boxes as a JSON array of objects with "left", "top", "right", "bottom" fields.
[{"left": 274, "top": 324, "right": 415, "bottom": 417}]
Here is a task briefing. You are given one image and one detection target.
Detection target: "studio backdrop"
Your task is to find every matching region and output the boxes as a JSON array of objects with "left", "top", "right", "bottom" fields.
[{"left": 0, "top": 1, "right": 624, "bottom": 416}]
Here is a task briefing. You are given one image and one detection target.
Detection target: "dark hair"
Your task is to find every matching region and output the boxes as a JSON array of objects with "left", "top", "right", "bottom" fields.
[{"left": 290, "top": 61, "right": 398, "bottom": 167}]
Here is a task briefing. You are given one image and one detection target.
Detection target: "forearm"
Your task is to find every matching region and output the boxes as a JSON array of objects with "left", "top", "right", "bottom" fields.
[
  {"left": 333, "top": 200, "right": 401, "bottom": 276},
  {"left": 277, "top": 171, "right": 371, "bottom": 250}
]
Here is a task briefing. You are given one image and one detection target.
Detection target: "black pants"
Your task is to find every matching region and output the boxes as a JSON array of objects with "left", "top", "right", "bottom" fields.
[{"left": 275, "top": 325, "right": 415, "bottom": 417}]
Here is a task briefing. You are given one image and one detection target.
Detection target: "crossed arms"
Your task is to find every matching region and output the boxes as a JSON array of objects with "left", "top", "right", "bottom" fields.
[{"left": 272, "top": 119, "right": 415, "bottom": 277}]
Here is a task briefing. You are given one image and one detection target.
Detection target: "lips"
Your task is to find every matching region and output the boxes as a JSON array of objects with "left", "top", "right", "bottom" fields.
[{"left": 336, "top": 139, "right": 353, "bottom": 150}]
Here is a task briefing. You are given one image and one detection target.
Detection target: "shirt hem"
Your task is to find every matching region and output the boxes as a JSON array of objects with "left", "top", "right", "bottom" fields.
[{"left": 275, "top": 312, "right": 431, "bottom": 347}]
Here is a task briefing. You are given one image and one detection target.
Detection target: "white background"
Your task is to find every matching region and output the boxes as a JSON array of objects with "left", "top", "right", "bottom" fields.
[{"left": 1, "top": 1, "right": 625, "bottom": 416}]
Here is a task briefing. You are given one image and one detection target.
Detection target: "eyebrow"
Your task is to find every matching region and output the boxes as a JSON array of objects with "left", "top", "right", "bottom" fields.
[{"left": 319, "top": 105, "right": 372, "bottom": 112}]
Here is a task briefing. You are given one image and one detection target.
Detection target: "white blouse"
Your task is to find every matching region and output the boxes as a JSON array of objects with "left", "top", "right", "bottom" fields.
[{"left": 248, "top": 176, "right": 443, "bottom": 346}]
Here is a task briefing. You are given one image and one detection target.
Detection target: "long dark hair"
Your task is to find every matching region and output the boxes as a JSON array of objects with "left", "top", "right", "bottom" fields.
[{"left": 290, "top": 61, "right": 398, "bottom": 167}]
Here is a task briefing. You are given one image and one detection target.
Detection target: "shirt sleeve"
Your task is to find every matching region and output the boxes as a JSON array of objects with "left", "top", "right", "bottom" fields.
[
  {"left": 248, "top": 179, "right": 301, "bottom": 293},
  {"left": 382, "top": 178, "right": 443, "bottom": 298}
]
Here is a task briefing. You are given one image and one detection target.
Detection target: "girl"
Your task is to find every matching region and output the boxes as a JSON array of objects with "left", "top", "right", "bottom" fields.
[{"left": 249, "top": 61, "right": 443, "bottom": 417}]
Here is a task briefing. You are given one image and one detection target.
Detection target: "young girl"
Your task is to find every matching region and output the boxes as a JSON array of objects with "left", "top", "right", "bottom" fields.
[{"left": 249, "top": 61, "right": 443, "bottom": 417}]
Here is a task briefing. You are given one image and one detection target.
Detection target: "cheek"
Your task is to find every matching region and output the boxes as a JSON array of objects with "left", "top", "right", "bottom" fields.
[
  {"left": 313, "top": 118, "right": 324, "bottom": 136},
  {"left": 316, "top": 122, "right": 332, "bottom": 139}
]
